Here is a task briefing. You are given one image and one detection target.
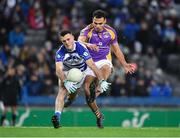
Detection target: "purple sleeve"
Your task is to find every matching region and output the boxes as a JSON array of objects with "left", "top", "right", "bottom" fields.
[
  {"left": 79, "top": 25, "right": 91, "bottom": 37},
  {"left": 110, "top": 28, "right": 118, "bottom": 45}
]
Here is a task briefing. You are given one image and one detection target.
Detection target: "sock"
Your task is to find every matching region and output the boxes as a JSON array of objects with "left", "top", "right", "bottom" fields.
[
  {"left": 55, "top": 111, "right": 61, "bottom": 119},
  {"left": 94, "top": 110, "right": 102, "bottom": 119},
  {"left": 12, "top": 114, "right": 17, "bottom": 126}
]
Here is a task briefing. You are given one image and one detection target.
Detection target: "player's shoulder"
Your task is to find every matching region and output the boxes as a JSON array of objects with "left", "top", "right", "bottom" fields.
[
  {"left": 80, "top": 24, "right": 94, "bottom": 34},
  {"left": 82, "top": 24, "right": 93, "bottom": 30},
  {"left": 56, "top": 45, "right": 65, "bottom": 54},
  {"left": 104, "top": 24, "right": 116, "bottom": 33},
  {"left": 75, "top": 41, "right": 87, "bottom": 49}
]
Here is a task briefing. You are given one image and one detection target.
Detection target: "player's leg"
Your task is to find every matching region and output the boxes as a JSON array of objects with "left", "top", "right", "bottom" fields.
[
  {"left": 93, "top": 61, "right": 112, "bottom": 128},
  {"left": 11, "top": 105, "right": 17, "bottom": 126},
  {"left": 52, "top": 87, "right": 67, "bottom": 128},
  {"left": 84, "top": 75, "right": 104, "bottom": 128},
  {"left": 96, "top": 64, "right": 112, "bottom": 97},
  {"left": 57, "top": 71, "right": 74, "bottom": 108},
  {"left": 64, "top": 92, "right": 78, "bottom": 107}
]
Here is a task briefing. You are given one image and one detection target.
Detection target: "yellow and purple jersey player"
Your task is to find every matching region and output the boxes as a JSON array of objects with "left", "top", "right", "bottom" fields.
[
  {"left": 80, "top": 24, "right": 117, "bottom": 63},
  {"left": 77, "top": 9, "right": 137, "bottom": 128}
]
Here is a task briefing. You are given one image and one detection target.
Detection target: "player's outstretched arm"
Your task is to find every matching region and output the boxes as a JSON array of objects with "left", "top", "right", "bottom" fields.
[
  {"left": 55, "top": 62, "right": 66, "bottom": 82},
  {"left": 111, "top": 43, "right": 137, "bottom": 74}
]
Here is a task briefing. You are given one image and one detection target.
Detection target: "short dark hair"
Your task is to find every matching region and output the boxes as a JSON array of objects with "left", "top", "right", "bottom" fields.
[
  {"left": 59, "top": 30, "right": 72, "bottom": 37},
  {"left": 93, "top": 9, "right": 107, "bottom": 18}
]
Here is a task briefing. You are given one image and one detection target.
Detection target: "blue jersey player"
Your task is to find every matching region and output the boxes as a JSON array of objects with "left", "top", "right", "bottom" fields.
[{"left": 51, "top": 30, "right": 110, "bottom": 128}]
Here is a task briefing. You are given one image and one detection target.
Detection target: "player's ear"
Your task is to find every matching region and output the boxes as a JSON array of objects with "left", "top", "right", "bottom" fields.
[
  {"left": 104, "top": 18, "right": 107, "bottom": 24},
  {"left": 59, "top": 36, "right": 62, "bottom": 42}
]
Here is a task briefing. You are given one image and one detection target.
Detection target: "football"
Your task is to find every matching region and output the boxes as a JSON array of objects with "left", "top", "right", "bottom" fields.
[{"left": 67, "top": 68, "right": 83, "bottom": 82}]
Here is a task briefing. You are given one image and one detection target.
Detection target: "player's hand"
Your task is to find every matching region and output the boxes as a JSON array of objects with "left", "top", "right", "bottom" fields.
[
  {"left": 87, "top": 43, "right": 99, "bottom": 52},
  {"left": 99, "top": 80, "right": 111, "bottom": 93},
  {"left": 63, "top": 80, "right": 77, "bottom": 93},
  {"left": 123, "top": 63, "right": 137, "bottom": 74}
]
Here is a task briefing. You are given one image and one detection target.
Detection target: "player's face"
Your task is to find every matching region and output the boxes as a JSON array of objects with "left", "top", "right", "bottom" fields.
[
  {"left": 60, "top": 34, "right": 74, "bottom": 51},
  {"left": 93, "top": 17, "right": 106, "bottom": 32}
]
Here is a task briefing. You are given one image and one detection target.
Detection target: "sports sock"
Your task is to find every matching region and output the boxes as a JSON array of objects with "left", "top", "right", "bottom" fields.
[
  {"left": 55, "top": 111, "right": 61, "bottom": 119},
  {"left": 87, "top": 100, "right": 102, "bottom": 119},
  {"left": 94, "top": 110, "right": 102, "bottom": 119},
  {"left": 12, "top": 114, "right": 17, "bottom": 126}
]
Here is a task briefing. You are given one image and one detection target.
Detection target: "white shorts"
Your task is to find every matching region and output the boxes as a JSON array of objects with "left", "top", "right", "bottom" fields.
[{"left": 85, "top": 59, "right": 113, "bottom": 77}]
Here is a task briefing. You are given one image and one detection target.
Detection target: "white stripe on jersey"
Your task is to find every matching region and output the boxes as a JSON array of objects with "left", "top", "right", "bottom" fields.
[
  {"left": 63, "top": 42, "right": 88, "bottom": 71},
  {"left": 77, "top": 41, "right": 88, "bottom": 49}
]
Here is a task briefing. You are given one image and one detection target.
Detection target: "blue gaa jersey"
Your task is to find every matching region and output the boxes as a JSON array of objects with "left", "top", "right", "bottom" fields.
[{"left": 55, "top": 41, "right": 92, "bottom": 71}]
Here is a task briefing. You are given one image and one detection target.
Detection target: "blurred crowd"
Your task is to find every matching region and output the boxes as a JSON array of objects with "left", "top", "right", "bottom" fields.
[{"left": 0, "top": 0, "right": 179, "bottom": 100}]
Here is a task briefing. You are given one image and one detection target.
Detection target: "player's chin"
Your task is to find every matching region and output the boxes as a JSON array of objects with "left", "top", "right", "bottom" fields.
[{"left": 95, "top": 28, "right": 101, "bottom": 32}]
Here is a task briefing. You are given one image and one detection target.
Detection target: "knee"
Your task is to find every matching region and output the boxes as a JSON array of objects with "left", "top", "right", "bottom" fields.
[
  {"left": 57, "top": 89, "right": 66, "bottom": 101},
  {"left": 56, "top": 95, "right": 64, "bottom": 103},
  {"left": 84, "top": 86, "right": 89, "bottom": 94}
]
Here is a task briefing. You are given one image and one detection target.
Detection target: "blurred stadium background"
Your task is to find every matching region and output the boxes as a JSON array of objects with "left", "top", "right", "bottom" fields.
[{"left": 0, "top": 0, "right": 180, "bottom": 127}]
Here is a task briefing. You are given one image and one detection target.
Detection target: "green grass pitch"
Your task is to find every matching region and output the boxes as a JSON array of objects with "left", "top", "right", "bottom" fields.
[{"left": 0, "top": 127, "right": 180, "bottom": 137}]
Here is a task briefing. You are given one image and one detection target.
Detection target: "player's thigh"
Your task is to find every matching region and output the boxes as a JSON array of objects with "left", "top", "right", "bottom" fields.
[
  {"left": 95, "top": 59, "right": 112, "bottom": 80},
  {"left": 84, "top": 75, "right": 95, "bottom": 87},
  {"left": 100, "top": 65, "right": 112, "bottom": 80}
]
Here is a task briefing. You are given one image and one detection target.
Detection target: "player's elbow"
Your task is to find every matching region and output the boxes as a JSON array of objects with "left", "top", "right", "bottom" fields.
[{"left": 55, "top": 69, "right": 61, "bottom": 78}]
